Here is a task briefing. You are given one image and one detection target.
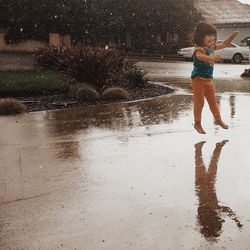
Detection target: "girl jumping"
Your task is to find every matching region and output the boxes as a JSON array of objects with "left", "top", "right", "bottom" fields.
[{"left": 191, "top": 21, "right": 240, "bottom": 134}]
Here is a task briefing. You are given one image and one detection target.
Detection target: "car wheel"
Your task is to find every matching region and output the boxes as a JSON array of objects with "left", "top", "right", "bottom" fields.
[{"left": 232, "top": 53, "right": 243, "bottom": 64}]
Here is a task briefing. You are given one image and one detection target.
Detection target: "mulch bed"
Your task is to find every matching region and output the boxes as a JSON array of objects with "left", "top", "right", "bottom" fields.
[{"left": 13, "top": 82, "right": 174, "bottom": 112}]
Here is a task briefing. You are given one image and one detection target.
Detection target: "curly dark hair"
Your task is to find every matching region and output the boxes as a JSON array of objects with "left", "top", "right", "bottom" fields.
[{"left": 190, "top": 21, "right": 217, "bottom": 46}]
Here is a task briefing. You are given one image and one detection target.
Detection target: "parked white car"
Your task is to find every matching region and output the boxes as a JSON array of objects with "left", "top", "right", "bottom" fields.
[{"left": 177, "top": 41, "right": 249, "bottom": 64}]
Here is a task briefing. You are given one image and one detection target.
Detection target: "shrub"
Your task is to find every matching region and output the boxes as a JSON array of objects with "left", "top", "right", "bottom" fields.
[
  {"left": 34, "top": 44, "right": 69, "bottom": 71},
  {"left": 124, "top": 67, "right": 149, "bottom": 88},
  {"left": 101, "top": 87, "right": 129, "bottom": 100},
  {"left": 69, "top": 82, "right": 93, "bottom": 97},
  {"left": 73, "top": 85, "right": 99, "bottom": 101},
  {"left": 35, "top": 45, "right": 136, "bottom": 92},
  {"left": 0, "top": 98, "right": 27, "bottom": 115},
  {"left": 241, "top": 69, "right": 250, "bottom": 77}
]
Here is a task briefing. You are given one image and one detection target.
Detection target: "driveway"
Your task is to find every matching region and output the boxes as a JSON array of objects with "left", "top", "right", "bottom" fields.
[{"left": 1, "top": 61, "right": 250, "bottom": 249}]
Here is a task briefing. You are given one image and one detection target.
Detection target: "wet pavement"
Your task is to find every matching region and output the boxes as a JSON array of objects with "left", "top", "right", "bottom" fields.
[
  {"left": 137, "top": 60, "right": 250, "bottom": 79},
  {"left": 1, "top": 61, "right": 250, "bottom": 249}
]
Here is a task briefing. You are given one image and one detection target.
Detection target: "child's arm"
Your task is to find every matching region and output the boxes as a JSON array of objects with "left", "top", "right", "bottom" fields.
[
  {"left": 215, "top": 31, "right": 240, "bottom": 50},
  {"left": 195, "top": 49, "right": 221, "bottom": 63}
]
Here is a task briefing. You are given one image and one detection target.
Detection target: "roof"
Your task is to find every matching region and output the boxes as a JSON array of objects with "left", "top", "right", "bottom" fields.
[{"left": 193, "top": 0, "right": 250, "bottom": 25}]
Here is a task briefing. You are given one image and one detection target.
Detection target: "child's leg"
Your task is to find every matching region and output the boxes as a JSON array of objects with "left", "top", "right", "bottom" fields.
[
  {"left": 204, "top": 80, "right": 228, "bottom": 129},
  {"left": 192, "top": 78, "right": 206, "bottom": 134}
]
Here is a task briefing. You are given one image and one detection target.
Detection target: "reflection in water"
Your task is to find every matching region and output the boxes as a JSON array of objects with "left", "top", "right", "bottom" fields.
[
  {"left": 229, "top": 95, "right": 236, "bottom": 118},
  {"left": 46, "top": 95, "right": 193, "bottom": 137},
  {"left": 44, "top": 95, "right": 193, "bottom": 168},
  {"left": 195, "top": 140, "right": 242, "bottom": 241}
]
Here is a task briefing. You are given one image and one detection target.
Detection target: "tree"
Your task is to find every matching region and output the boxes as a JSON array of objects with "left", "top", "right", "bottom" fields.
[
  {"left": 92, "top": 0, "right": 202, "bottom": 49},
  {"left": 0, "top": 0, "right": 87, "bottom": 42},
  {"left": 0, "top": 0, "right": 202, "bottom": 49}
]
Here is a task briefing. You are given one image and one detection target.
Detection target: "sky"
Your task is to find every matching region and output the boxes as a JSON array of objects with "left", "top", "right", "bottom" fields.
[{"left": 238, "top": 0, "right": 250, "bottom": 4}]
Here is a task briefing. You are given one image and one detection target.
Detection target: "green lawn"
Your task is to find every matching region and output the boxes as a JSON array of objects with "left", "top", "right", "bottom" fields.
[{"left": 0, "top": 70, "right": 70, "bottom": 96}]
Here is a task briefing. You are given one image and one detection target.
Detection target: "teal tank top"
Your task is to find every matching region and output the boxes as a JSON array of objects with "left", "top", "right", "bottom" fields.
[{"left": 191, "top": 49, "right": 214, "bottom": 79}]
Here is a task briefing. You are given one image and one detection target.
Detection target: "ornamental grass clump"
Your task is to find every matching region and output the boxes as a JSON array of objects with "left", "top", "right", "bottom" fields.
[
  {"left": 70, "top": 84, "right": 99, "bottom": 101},
  {"left": 101, "top": 87, "right": 129, "bottom": 100},
  {"left": 124, "top": 67, "right": 149, "bottom": 88},
  {"left": 0, "top": 98, "right": 27, "bottom": 115}
]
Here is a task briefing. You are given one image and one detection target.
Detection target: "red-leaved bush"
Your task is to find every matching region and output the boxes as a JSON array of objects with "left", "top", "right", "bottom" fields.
[{"left": 35, "top": 45, "right": 135, "bottom": 91}]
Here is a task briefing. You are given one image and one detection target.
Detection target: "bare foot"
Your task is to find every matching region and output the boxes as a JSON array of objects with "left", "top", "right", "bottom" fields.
[
  {"left": 195, "top": 141, "right": 206, "bottom": 149},
  {"left": 215, "top": 120, "right": 229, "bottom": 129},
  {"left": 216, "top": 140, "right": 229, "bottom": 148},
  {"left": 194, "top": 124, "right": 206, "bottom": 134}
]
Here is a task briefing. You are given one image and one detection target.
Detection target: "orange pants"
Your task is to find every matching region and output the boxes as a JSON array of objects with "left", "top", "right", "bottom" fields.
[{"left": 191, "top": 77, "right": 221, "bottom": 124}]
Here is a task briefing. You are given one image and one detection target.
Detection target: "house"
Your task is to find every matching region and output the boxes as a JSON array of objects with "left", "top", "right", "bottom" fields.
[
  {"left": 193, "top": 0, "right": 250, "bottom": 45},
  {"left": 0, "top": 33, "right": 71, "bottom": 52}
]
